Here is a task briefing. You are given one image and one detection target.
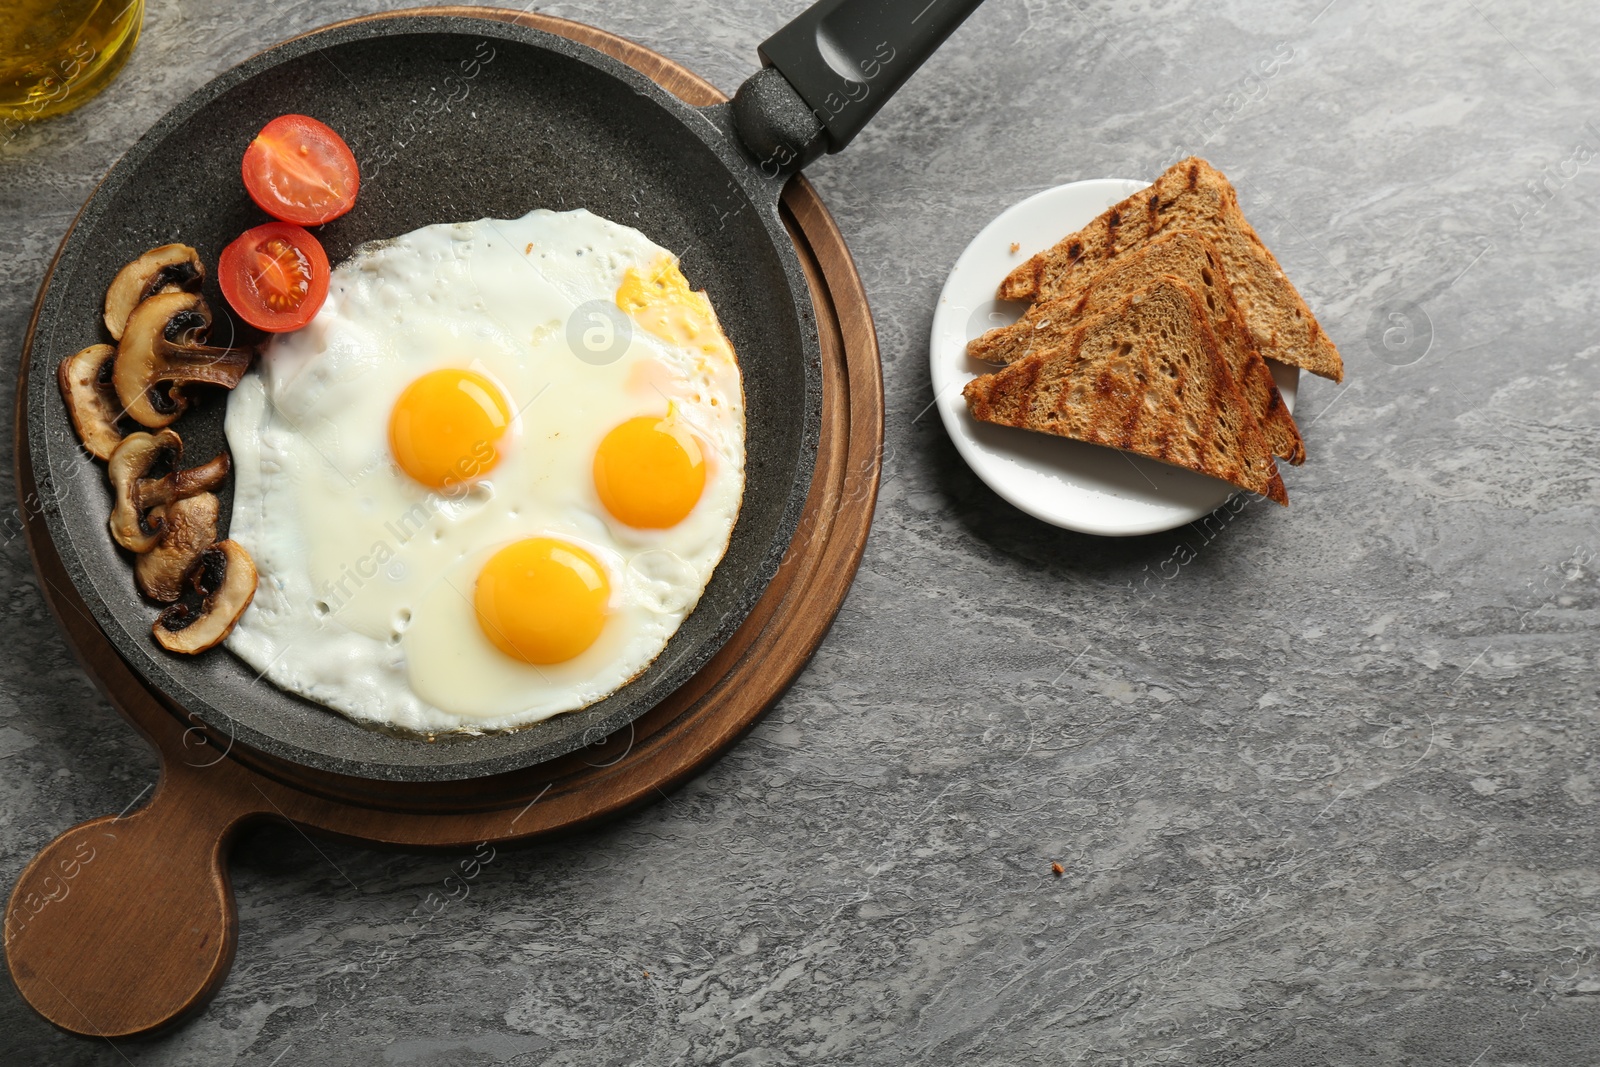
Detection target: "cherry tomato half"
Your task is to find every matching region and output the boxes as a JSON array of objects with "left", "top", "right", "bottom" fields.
[
  {"left": 242, "top": 114, "right": 360, "bottom": 226},
  {"left": 218, "top": 222, "right": 330, "bottom": 333}
]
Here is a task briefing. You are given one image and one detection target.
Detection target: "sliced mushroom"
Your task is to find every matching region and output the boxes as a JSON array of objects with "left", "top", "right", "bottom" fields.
[
  {"left": 153, "top": 540, "right": 257, "bottom": 654},
  {"left": 108, "top": 429, "right": 230, "bottom": 553},
  {"left": 104, "top": 244, "right": 205, "bottom": 341},
  {"left": 57, "top": 343, "right": 124, "bottom": 460},
  {"left": 134, "top": 492, "right": 220, "bottom": 602},
  {"left": 115, "top": 291, "right": 253, "bottom": 429}
]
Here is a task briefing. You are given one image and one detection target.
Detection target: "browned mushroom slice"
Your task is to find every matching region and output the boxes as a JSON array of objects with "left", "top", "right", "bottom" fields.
[
  {"left": 114, "top": 291, "right": 253, "bottom": 428},
  {"left": 153, "top": 540, "right": 257, "bottom": 654},
  {"left": 104, "top": 244, "right": 205, "bottom": 341},
  {"left": 107, "top": 429, "right": 230, "bottom": 553},
  {"left": 134, "top": 492, "right": 220, "bottom": 602},
  {"left": 57, "top": 343, "right": 124, "bottom": 460}
]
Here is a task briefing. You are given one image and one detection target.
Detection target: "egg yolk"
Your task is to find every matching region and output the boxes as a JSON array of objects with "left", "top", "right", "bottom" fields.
[
  {"left": 474, "top": 538, "right": 610, "bottom": 665},
  {"left": 388, "top": 368, "right": 511, "bottom": 490},
  {"left": 615, "top": 256, "right": 735, "bottom": 361},
  {"left": 593, "top": 415, "right": 706, "bottom": 528}
]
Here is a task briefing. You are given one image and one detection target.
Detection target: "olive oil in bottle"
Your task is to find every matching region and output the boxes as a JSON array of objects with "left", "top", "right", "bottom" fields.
[{"left": 0, "top": 0, "right": 144, "bottom": 125}]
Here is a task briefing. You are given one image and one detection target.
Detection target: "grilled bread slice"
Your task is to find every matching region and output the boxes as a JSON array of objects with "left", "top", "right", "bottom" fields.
[
  {"left": 963, "top": 278, "right": 1288, "bottom": 505},
  {"left": 997, "top": 157, "right": 1343, "bottom": 382},
  {"left": 970, "top": 229, "right": 1305, "bottom": 465}
]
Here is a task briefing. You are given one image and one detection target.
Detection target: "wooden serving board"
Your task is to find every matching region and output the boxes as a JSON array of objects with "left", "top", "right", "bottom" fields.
[{"left": 5, "top": 8, "right": 882, "bottom": 1039}]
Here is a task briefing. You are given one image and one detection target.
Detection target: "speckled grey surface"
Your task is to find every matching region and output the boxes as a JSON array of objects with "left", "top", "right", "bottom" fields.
[{"left": 3, "top": 0, "right": 1598, "bottom": 1062}]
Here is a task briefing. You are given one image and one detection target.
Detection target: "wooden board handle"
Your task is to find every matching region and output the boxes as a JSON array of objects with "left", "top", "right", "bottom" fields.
[{"left": 4, "top": 765, "right": 260, "bottom": 1037}]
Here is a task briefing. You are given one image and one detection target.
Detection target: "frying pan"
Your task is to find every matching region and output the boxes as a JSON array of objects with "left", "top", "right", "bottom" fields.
[{"left": 23, "top": 0, "right": 985, "bottom": 782}]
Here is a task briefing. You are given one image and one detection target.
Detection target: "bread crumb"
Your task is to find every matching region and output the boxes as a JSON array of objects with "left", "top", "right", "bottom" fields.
[
  {"left": 1009, "top": 242, "right": 1021, "bottom": 254},
  {"left": 1051, "top": 862, "right": 1064, "bottom": 876}
]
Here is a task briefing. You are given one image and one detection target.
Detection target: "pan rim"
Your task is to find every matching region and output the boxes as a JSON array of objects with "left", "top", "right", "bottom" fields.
[{"left": 23, "top": 14, "right": 822, "bottom": 782}]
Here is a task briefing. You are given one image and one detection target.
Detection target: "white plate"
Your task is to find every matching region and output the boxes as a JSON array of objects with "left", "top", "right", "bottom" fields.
[{"left": 928, "top": 179, "right": 1298, "bottom": 537}]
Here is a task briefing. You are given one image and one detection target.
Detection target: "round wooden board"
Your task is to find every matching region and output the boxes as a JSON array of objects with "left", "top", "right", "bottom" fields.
[{"left": 6, "top": 8, "right": 882, "bottom": 1039}]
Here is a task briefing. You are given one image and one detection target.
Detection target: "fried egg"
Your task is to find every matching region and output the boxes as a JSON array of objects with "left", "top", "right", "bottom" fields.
[{"left": 223, "top": 209, "right": 745, "bottom": 734}]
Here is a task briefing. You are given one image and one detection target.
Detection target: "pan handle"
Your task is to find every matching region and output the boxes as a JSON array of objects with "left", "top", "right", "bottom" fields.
[{"left": 731, "top": 0, "right": 987, "bottom": 175}]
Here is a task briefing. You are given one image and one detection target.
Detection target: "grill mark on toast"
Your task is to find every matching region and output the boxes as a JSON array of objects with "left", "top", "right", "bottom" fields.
[
  {"left": 1012, "top": 356, "right": 1042, "bottom": 419},
  {"left": 1118, "top": 373, "right": 1146, "bottom": 449}
]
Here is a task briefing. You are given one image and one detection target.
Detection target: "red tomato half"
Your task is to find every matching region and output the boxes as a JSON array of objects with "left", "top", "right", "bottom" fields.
[
  {"left": 242, "top": 114, "right": 360, "bottom": 226},
  {"left": 219, "top": 222, "right": 330, "bottom": 332}
]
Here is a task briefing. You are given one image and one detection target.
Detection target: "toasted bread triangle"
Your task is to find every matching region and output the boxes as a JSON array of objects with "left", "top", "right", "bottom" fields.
[
  {"left": 997, "top": 157, "right": 1343, "bottom": 383},
  {"left": 971, "top": 229, "right": 1306, "bottom": 465},
  {"left": 963, "top": 278, "right": 1288, "bottom": 505}
]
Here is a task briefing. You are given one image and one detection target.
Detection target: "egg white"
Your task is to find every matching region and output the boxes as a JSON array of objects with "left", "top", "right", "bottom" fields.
[{"left": 223, "top": 209, "right": 745, "bottom": 734}]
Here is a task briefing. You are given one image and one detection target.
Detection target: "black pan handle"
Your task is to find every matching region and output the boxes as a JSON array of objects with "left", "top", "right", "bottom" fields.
[{"left": 731, "top": 0, "right": 987, "bottom": 177}]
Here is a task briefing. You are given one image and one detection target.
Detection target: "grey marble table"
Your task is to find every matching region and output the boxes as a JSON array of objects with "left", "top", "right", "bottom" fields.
[{"left": 4, "top": 0, "right": 1598, "bottom": 1063}]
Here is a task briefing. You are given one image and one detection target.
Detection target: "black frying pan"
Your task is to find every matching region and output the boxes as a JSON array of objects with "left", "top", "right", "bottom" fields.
[{"left": 24, "top": 1, "right": 984, "bottom": 782}]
